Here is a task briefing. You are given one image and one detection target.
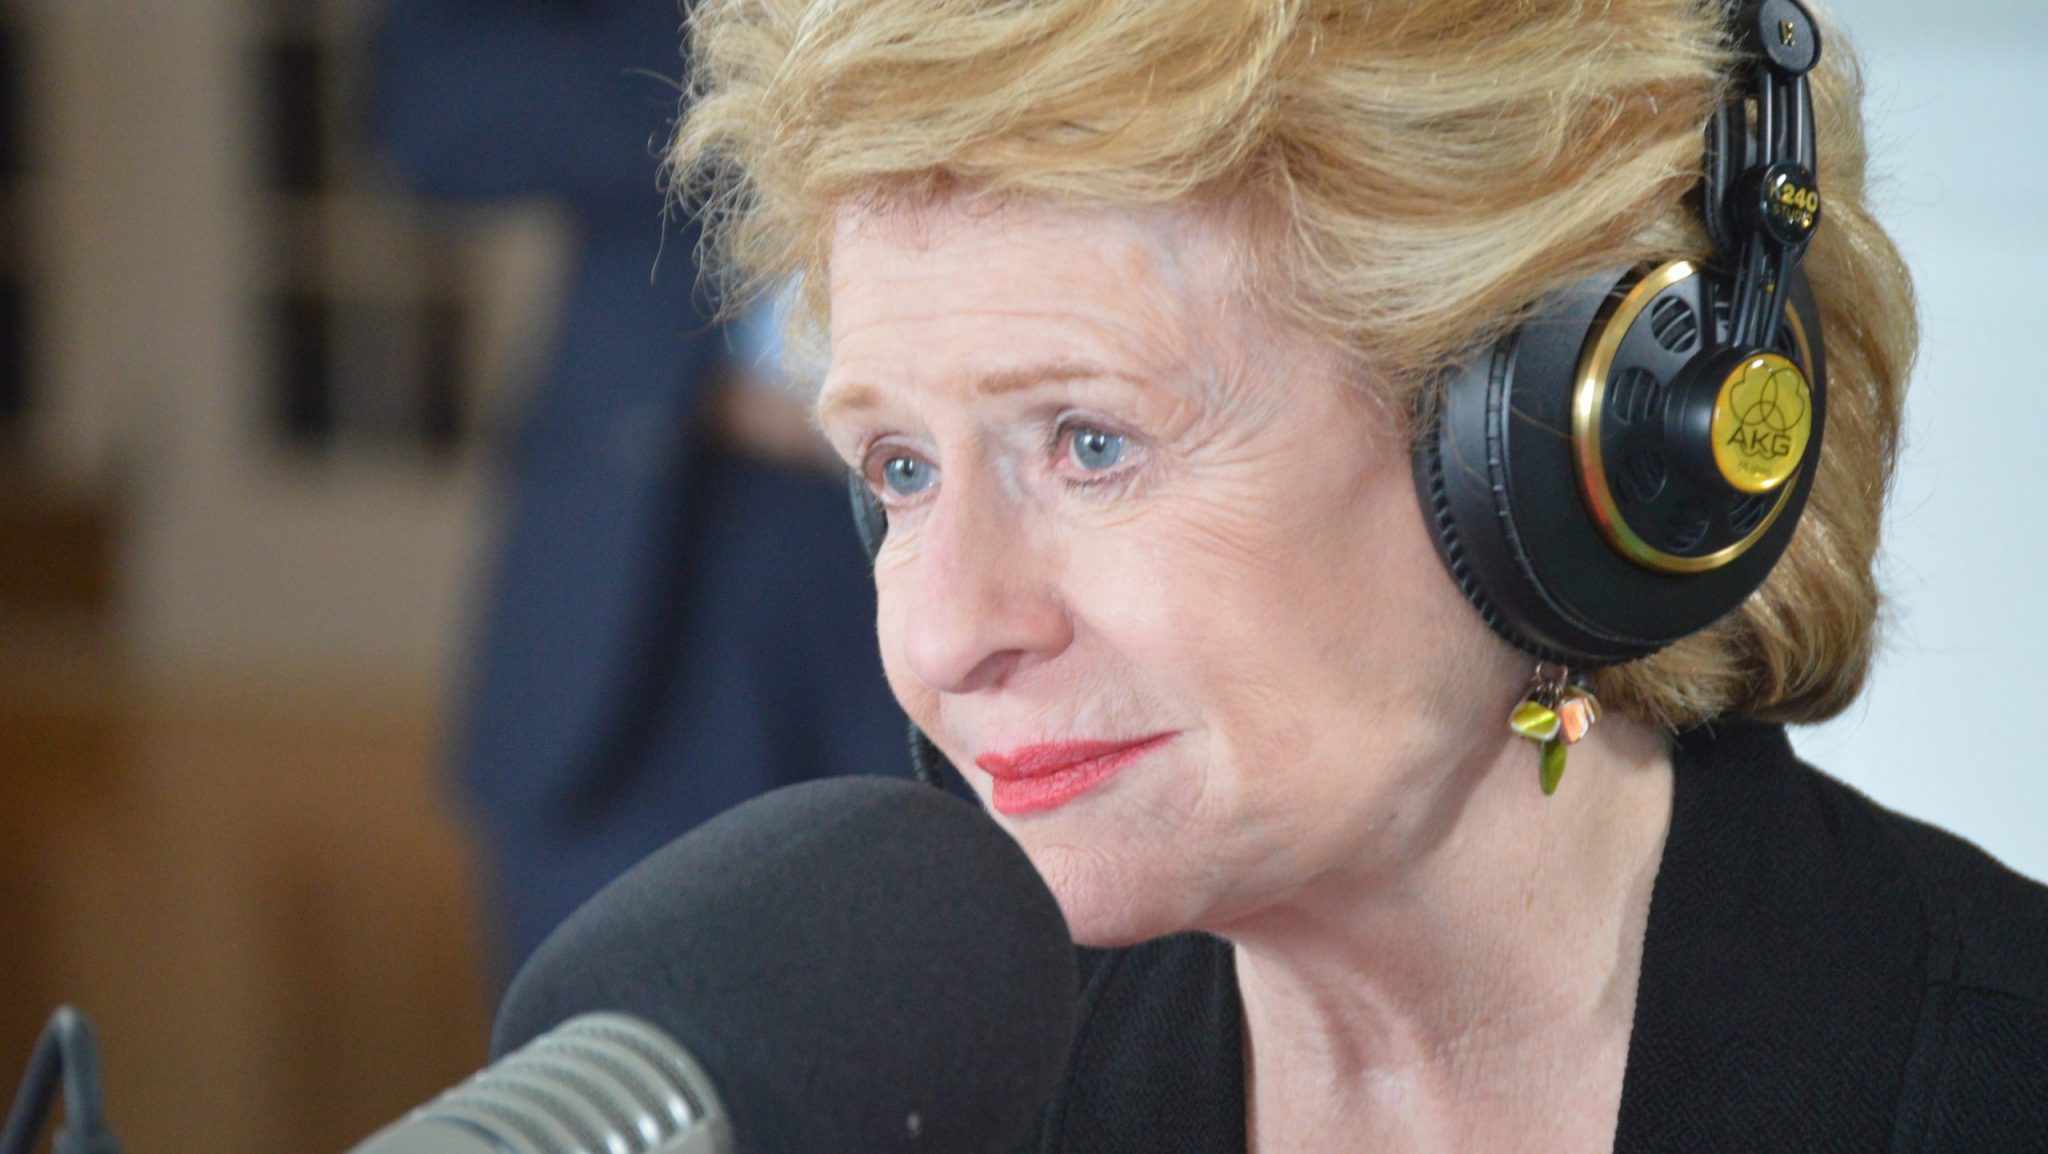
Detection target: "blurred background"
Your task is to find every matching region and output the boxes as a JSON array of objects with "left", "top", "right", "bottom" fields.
[
  {"left": 0, "top": 2, "right": 2039, "bottom": 1154},
  {"left": 0, "top": 3, "right": 560, "bottom": 1152}
]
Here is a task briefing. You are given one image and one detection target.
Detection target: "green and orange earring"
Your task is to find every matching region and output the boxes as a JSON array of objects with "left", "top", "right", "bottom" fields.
[{"left": 1508, "top": 663, "right": 1601, "bottom": 796}]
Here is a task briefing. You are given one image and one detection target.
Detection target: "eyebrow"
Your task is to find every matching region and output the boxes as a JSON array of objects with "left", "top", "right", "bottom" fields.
[{"left": 816, "top": 359, "right": 1129, "bottom": 428}]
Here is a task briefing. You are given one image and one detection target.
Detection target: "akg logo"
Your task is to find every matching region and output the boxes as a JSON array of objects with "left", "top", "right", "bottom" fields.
[{"left": 1724, "top": 359, "right": 1808, "bottom": 461}]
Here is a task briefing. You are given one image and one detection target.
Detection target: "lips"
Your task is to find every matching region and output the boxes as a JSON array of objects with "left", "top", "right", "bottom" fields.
[{"left": 975, "top": 733, "right": 1175, "bottom": 816}]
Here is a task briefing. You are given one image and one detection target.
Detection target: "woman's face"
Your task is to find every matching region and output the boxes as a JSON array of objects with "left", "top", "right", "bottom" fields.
[{"left": 820, "top": 197, "right": 1521, "bottom": 946}]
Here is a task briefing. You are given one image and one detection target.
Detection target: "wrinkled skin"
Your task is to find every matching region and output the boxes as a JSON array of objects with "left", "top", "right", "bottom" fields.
[
  {"left": 820, "top": 197, "right": 1536, "bottom": 945},
  {"left": 817, "top": 196, "right": 1676, "bottom": 1153}
]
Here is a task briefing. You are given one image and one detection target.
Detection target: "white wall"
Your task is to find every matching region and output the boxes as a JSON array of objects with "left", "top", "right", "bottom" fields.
[{"left": 1791, "top": 2, "right": 2048, "bottom": 882}]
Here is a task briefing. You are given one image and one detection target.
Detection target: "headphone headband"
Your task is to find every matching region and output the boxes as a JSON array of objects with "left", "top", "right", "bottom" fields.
[{"left": 1703, "top": 0, "right": 1823, "bottom": 348}]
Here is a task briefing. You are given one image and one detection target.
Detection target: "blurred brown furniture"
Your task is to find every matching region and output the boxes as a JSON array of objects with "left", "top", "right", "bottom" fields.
[{"left": 1, "top": 467, "right": 492, "bottom": 1154}]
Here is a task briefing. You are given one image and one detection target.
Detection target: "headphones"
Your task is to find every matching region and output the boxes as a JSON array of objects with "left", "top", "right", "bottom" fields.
[
  {"left": 851, "top": 0, "right": 1827, "bottom": 781},
  {"left": 1415, "top": 0, "right": 1827, "bottom": 666}
]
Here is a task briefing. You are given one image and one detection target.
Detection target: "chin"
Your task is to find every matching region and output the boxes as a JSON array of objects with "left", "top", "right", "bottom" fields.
[{"left": 1020, "top": 837, "right": 1201, "bottom": 949}]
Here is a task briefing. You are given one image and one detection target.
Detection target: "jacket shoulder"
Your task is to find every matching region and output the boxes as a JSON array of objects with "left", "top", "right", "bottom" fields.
[
  {"left": 1819, "top": 776, "right": 2048, "bottom": 1148},
  {"left": 1870, "top": 806, "right": 2048, "bottom": 1003}
]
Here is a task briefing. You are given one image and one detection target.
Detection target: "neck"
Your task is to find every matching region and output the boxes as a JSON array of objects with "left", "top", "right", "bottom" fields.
[{"left": 1216, "top": 714, "right": 1674, "bottom": 1153}]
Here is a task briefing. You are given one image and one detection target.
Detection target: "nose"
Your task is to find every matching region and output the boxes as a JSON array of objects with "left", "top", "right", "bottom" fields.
[{"left": 896, "top": 475, "right": 1074, "bottom": 695}]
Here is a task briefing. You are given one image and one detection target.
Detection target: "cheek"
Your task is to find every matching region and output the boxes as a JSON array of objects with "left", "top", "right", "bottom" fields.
[
  {"left": 1066, "top": 432, "right": 1461, "bottom": 825},
  {"left": 872, "top": 558, "right": 935, "bottom": 722},
  {"left": 1092, "top": 443, "right": 1422, "bottom": 697}
]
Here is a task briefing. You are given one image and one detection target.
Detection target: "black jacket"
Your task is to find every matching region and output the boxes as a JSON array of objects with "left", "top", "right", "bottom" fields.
[{"left": 1022, "top": 723, "right": 2048, "bottom": 1152}]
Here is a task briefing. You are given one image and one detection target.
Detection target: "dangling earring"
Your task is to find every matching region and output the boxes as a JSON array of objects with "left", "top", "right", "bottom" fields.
[{"left": 1507, "top": 662, "right": 1602, "bottom": 796}]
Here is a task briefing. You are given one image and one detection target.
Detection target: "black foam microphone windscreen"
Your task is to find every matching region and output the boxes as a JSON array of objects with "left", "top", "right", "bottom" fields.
[{"left": 491, "top": 776, "right": 1077, "bottom": 1154}]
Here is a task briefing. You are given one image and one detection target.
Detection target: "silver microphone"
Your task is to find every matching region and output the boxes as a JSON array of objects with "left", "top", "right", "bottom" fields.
[{"left": 347, "top": 1014, "right": 732, "bottom": 1154}]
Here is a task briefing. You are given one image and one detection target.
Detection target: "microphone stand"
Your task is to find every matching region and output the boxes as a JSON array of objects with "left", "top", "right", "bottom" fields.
[{"left": 1, "top": 1008, "right": 123, "bottom": 1154}]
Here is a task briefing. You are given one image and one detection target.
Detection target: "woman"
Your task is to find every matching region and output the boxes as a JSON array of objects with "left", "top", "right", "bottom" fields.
[{"left": 671, "top": 0, "right": 2048, "bottom": 1150}]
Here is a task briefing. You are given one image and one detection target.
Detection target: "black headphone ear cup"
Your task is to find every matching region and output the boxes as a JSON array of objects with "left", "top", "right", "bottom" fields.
[
  {"left": 1414, "top": 301, "right": 1613, "bottom": 667},
  {"left": 1412, "top": 339, "right": 1581, "bottom": 667},
  {"left": 1413, "top": 264, "right": 1825, "bottom": 667},
  {"left": 848, "top": 470, "right": 888, "bottom": 561}
]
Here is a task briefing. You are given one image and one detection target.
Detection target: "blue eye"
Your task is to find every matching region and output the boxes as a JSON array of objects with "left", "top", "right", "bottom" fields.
[
  {"left": 1068, "top": 426, "right": 1127, "bottom": 471},
  {"left": 881, "top": 455, "right": 935, "bottom": 496}
]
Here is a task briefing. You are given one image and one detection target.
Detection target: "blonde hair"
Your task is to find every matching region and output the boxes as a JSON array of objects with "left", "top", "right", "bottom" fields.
[{"left": 669, "top": 0, "right": 1914, "bottom": 729}]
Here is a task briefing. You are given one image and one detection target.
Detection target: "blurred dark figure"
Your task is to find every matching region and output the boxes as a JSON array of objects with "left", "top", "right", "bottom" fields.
[{"left": 375, "top": 0, "right": 907, "bottom": 976}]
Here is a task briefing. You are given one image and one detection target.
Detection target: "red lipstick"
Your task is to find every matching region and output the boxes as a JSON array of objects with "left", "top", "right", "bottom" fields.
[{"left": 975, "top": 733, "right": 1174, "bottom": 816}]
